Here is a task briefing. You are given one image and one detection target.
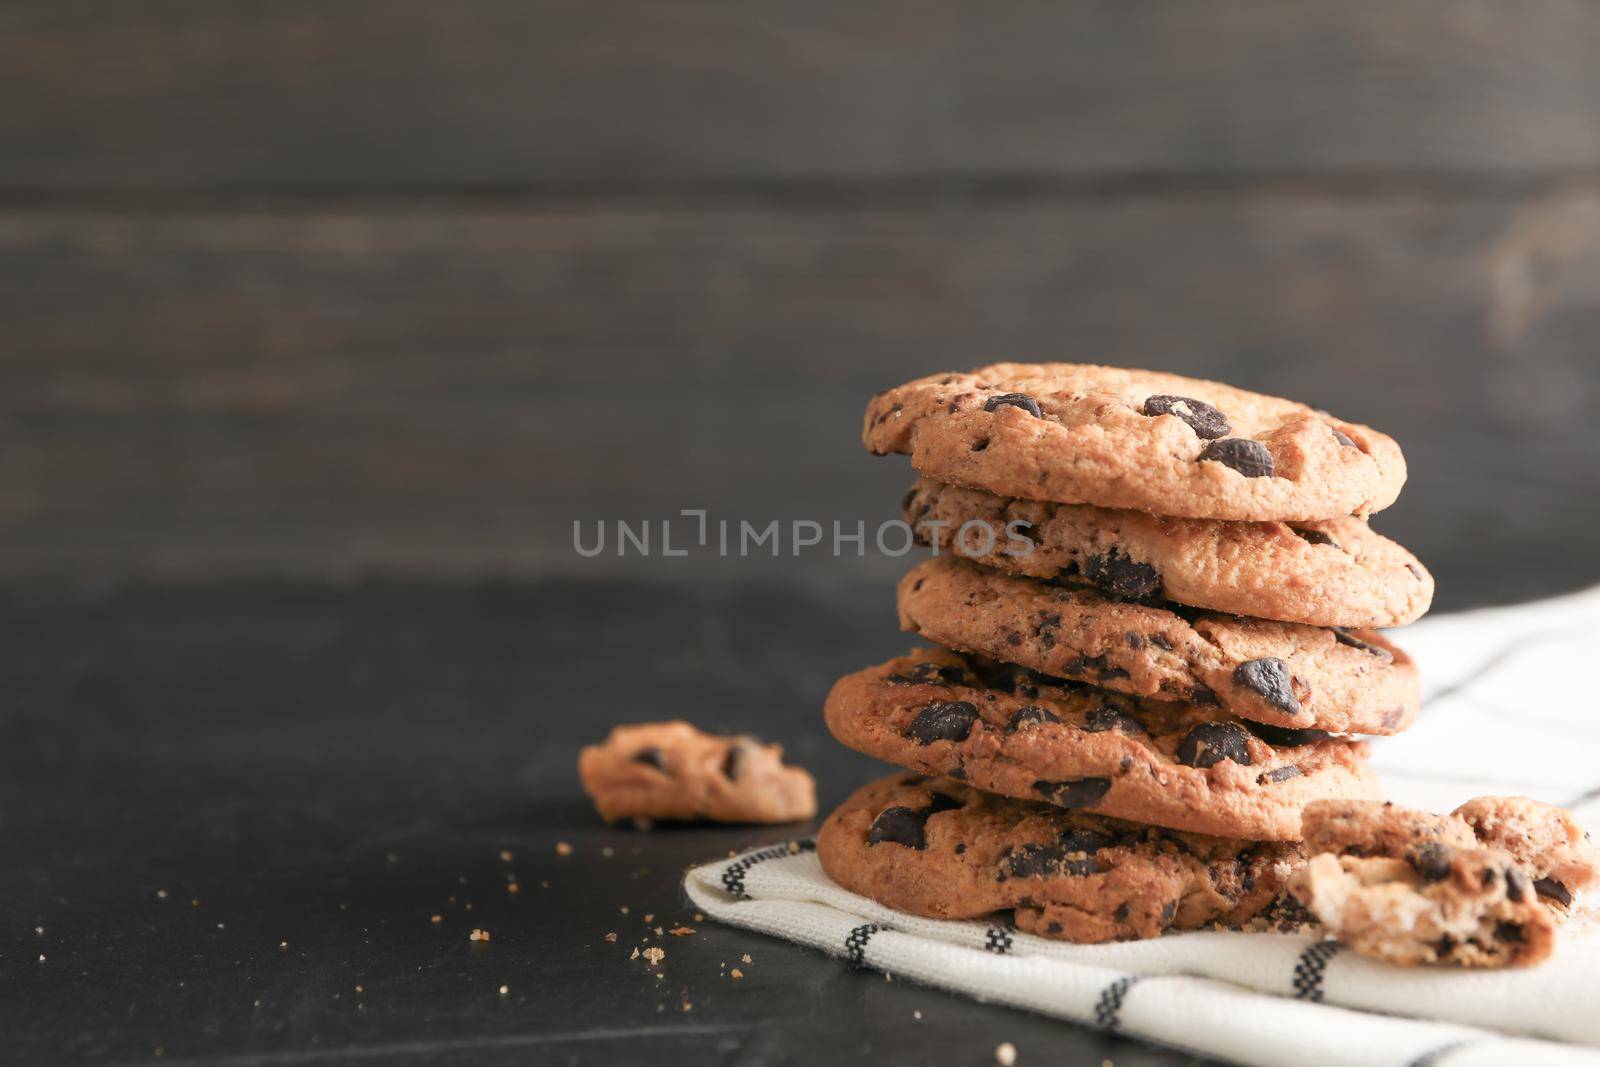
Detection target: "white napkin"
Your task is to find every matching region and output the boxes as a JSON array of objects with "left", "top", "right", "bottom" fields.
[{"left": 685, "top": 586, "right": 1600, "bottom": 1067}]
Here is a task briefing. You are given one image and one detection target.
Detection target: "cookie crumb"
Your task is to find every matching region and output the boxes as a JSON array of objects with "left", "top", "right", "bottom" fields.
[
  {"left": 156, "top": 890, "right": 168, "bottom": 900},
  {"left": 653, "top": 926, "right": 664, "bottom": 936},
  {"left": 642, "top": 947, "right": 665, "bottom": 966},
  {"left": 669, "top": 926, "right": 695, "bottom": 936},
  {"left": 555, "top": 842, "right": 573, "bottom": 857},
  {"left": 430, "top": 914, "right": 442, "bottom": 924},
  {"left": 499, "top": 850, "right": 514, "bottom": 862},
  {"left": 630, "top": 947, "right": 640, "bottom": 960},
  {"left": 694, "top": 913, "right": 704, "bottom": 922},
  {"left": 619, "top": 906, "right": 630, "bottom": 915},
  {"left": 730, "top": 968, "right": 743, "bottom": 979},
  {"left": 468, "top": 928, "right": 491, "bottom": 943},
  {"left": 644, "top": 913, "right": 654, "bottom": 923},
  {"left": 914, "top": 1010, "right": 922, "bottom": 1020},
  {"left": 995, "top": 1043, "right": 1018, "bottom": 1066},
  {"left": 602, "top": 846, "right": 615, "bottom": 858},
  {"left": 605, "top": 932, "right": 618, "bottom": 942},
  {"left": 499, "top": 985, "right": 509, "bottom": 995},
  {"left": 741, "top": 953, "right": 752, "bottom": 964},
  {"left": 507, "top": 883, "right": 520, "bottom": 894}
]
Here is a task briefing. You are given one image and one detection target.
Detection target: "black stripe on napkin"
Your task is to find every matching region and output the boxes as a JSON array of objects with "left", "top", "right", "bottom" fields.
[
  {"left": 719, "top": 838, "right": 816, "bottom": 899},
  {"left": 1405, "top": 1038, "right": 1474, "bottom": 1067},
  {"left": 845, "top": 923, "right": 880, "bottom": 965},
  {"left": 1292, "top": 940, "right": 1342, "bottom": 1001},
  {"left": 1093, "top": 976, "right": 1141, "bottom": 1031}
]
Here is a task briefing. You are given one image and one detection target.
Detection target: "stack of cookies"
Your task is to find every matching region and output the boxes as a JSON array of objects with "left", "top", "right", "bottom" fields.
[{"left": 817, "top": 363, "right": 1433, "bottom": 944}]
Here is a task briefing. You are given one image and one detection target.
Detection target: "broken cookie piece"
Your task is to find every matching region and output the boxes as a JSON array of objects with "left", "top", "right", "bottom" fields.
[
  {"left": 579, "top": 721, "right": 816, "bottom": 825},
  {"left": 1292, "top": 796, "right": 1599, "bottom": 967}
]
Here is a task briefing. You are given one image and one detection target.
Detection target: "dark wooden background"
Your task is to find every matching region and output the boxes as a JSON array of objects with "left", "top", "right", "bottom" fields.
[
  {"left": 5, "top": 5, "right": 1600, "bottom": 1066},
  {"left": 3, "top": 0, "right": 1598, "bottom": 604}
]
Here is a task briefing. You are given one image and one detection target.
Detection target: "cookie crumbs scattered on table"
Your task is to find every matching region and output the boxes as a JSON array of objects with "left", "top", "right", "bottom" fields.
[
  {"left": 468, "top": 928, "right": 490, "bottom": 942},
  {"left": 643, "top": 947, "right": 665, "bottom": 966},
  {"left": 499, "top": 985, "right": 508, "bottom": 995},
  {"left": 430, "top": 914, "right": 442, "bottom": 924},
  {"left": 913, "top": 1010, "right": 922, "bottom": 1020},
  {"left": 669, "top": 926, "right": 695, "bottom": 936},
  {"left": 602, "top": 846, "right": 615, "bottom": 858},
  {"left": 995, "top": 1042, "right": 1018, "bottom": 1066},
  {"left": 730, "top": 968, "right": 743, "bottom": 979},
  {"left": 741, "top": 954, "right": 752, "bottom": 964},
  {"left": 654, "top": 926, "right": 664, "bottom": 936},
  {"left": 630, "top": 947, "right": 639, "bottom": 960},
  {"left": 555, "top": 842, "right": 573, "bottom": 856},
  {"left": 619, "top": 906, "right": 630, "bottom": 915},
  {"left": 156, "top": 889, "right": 168, "bottom": 900},
  {"left": 643, "top": 913, "right": 654, "bottom": 922},
  {"left": 507, "top": 882, "right": 520, "bottom": 894},
  {"left": 499, "top": 850, "right": 513, "bottom": 862},
  {"left": 605, "top": 932, "right": 617, "bottom": 942},
  {"left": 694, "top": 912, "right": 703, "bottom": 921}
]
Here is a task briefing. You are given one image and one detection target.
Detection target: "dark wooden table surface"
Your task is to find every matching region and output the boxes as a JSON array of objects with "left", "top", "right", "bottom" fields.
[{"left": 3, "top": 577, "right": 1224, "bottom": 1066}]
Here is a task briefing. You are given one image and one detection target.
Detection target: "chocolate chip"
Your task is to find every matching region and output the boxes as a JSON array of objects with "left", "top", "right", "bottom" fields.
[
  {"left": 1082, "top": 704, "right": 1146, "bottom": 735},
  {"left": 1198, "top": 438, "right": 1275, "bottom": 478},
  {"left": 1148, "top": 633, "right": 1174, "bottom": 652},
  {"left": 905, "top": 701, "right": 980, "bottom": 745},
  {"left": 1258, "top": 766, "right": 1303, "bottom": 783},
  {"left": 1291, "top": 527, "right": 1339, "bottom": 549},
  {"left": 925, "top": 792, "right": 963, "bottom": 815},
  {"left": 1097, "top": 665, "right": 1131, "bottom": 681},
  {"left": 886, "top": 661, "right": 969, "bottom": 687},
  {"left": 1033, "top": 777, "right": 1112, "bottom": 809},
  {"left": 633, "top": 747, "right": 666, "bottom": 770},
  {"left": 1113, "top": 903, "right": 1130, "bottom": 922},
  {"left": 1189, "top": 684, "right": 1219, "bottom": 706},
  {"left": 1000, "top": 843, "right": 1099, "bottom": 880},
  {"left": 983, "top": 392, "right": 1042, "bottom": 418},
  {"left": 1496, "top": 921, "right": 1526, "bottom": 943},
  {"left": 1059, "top": 828, "right": 1115, "bottom": 854},
  {"left": 1175, "top": 721, "right": 1254, "bottom": 769},
  {"left": 1006, "top": 705, "right": 1061, "bottom": 732},
  {"left": 1535, "top": 877, "right": 1573, "bottom": 907},
  {"left": 1232, "top": 658, "right": 1303, "bottom": 714},
  {"left": 1142, "top": 395, "right": 1230, "bottom": 439},
  {"left": 1160, "top": 899, "right": 1178, "bottom": 922},
  {"left": 1082, "top": 549, "right": 1164, "bottom": 602},
  {"left": 868, "top": 806, "right": 930, "bottom": 849},
  {"left": 1333, "top": 629, "right": 1394, "bottom": 662},
  {"left": 721, "top": 743, "right": 747, "bottom": 780},
  {"left": 1407, "top": 843, "right": 1453, "bottom": 882},
  {"left": 953, "top": 842, "right": 966, "bottom": 854},
  {"left": 1505, "top": 865, "right": 1532, "bottom": 903},
  {"left": 971, "top": 437, "right": 990, "bottom": 452},
  {"left": 1245, "top": 721, "right": 1328, "bottom": 747}
]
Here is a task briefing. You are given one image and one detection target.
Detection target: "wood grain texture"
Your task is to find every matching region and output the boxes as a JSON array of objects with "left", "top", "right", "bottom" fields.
[
  {"left": 4, "top": 0, "right": 1600, "bottom": 191},
  {"left": 3, "top": 193, "right": 1598, "bottom": 604}
]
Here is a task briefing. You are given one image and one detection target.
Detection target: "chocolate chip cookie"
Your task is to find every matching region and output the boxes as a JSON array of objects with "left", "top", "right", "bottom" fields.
[
  {"left": 903, "top": 476, "right": 1433, "bottom": 628},
  {"left": 825, "top": 647, "right": 1378, "bottom": 840},
  {"left": 1292, "top": 797, "right": 1600, "bottom": 967},
  {"left": 578, "top": 721, "right": 816, "bottom": 825},
  {"left": 818, "top": 774, "right": 1304, "bottom": 943},
  {"left": 898, "top": 556, "right": 1418, "bottom": 735},
  {"left": 864, "top": 364, "right": 1406, "bottom": 521}
]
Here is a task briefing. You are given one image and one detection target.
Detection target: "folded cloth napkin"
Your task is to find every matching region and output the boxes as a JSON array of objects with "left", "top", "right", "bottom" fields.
[{"left": 684, "top": 586, "right": 1600, "bottom": 1067}]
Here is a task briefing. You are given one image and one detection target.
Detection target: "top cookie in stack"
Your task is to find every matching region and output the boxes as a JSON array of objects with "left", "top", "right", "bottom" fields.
[{"left": 865, "top": 363, "right": 1408, "bottom": 524}]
